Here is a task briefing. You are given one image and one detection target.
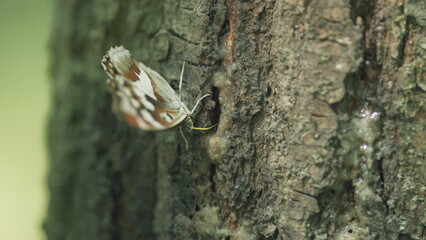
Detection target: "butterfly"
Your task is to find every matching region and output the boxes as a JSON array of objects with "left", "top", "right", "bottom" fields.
[{"left": 101, "top": 46, "right": 215, "bottom": 131}]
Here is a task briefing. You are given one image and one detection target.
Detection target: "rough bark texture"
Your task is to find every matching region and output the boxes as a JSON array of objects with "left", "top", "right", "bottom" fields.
[{"left": 46, "top": 0, "right": 426, "bottom": 239}]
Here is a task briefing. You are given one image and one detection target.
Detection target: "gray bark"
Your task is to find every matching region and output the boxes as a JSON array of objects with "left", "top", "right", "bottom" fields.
[{"left": 45, "top": 0, "right": 426, "bottom": 239}]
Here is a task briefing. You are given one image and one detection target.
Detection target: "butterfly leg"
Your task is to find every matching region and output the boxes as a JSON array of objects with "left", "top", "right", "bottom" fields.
[
  {"left": 179, "top": 126, "right": 189, "bottom": 150},
  {"left": 179, "top": 61, "right": 186, "bottom": 101}
]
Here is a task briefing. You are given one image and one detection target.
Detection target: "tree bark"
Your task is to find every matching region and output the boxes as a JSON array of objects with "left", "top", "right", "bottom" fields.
[{"left": 45, "top": 0, "right": 426, "bottom": 239}]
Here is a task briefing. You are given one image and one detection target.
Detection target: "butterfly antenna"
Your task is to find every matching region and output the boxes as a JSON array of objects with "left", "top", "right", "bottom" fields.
[
  {"left": 189, "top": 94, "right": 217, "bottom": 130},
  {"left": 190, "top": 94, "right": 211, "bottom": 114},
  {"left": 179, "top": 61, "right": 186, "bottom": 101},
  {"left": 179, "top": 126, "right": 189, "bottom": 150}
]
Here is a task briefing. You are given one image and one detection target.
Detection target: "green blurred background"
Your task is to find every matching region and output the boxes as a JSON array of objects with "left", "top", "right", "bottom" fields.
[{"left": 0, "top": 0, "right": 52, "bottom": 239}]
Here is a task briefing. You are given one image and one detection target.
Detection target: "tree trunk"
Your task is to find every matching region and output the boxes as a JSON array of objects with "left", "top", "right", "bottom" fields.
[{"left": 45, "top": 0, "right": 426, "bottom": 239}]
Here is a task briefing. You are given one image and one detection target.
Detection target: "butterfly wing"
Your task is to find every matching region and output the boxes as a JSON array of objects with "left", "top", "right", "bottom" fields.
[{"left": 102, "top": 46, "right": 189, "bottom": 130}]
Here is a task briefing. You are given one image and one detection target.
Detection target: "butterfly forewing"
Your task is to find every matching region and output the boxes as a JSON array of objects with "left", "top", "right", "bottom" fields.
[{"left": 101, "top": 46, "right": 189, "bottom": 130}]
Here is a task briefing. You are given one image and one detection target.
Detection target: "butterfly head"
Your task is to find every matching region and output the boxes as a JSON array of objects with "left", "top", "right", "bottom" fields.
[{"left": 182, "top": 117, "right": 194, "bottom": 130}]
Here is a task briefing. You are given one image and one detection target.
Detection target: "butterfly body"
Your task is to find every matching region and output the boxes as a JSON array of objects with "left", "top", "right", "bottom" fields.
[{"left": 102, "top": 46, "right": 192, "bottom": 130}]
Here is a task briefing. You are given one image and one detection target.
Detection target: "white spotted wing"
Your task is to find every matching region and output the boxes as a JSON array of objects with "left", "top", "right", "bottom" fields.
[{"left": 101, "top": 46, "right": 190, "bottom": 130}]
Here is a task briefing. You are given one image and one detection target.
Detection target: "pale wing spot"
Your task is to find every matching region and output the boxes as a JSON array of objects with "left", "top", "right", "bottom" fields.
[
  {"left": 106, "top": 72, "right": 114, "bottom": 79},
  {"left": 135, "top": 69, "right": 157, "bottom": 100},
  {"left": 115, "top": 76, "right": 125, "bottom": 85},
  {"left": 116, "top": 91, "right": 125, "bottom": 98},
  {"left": 120, "top": 97, "right": 137, "bottom": 116},
  {"left": 121, "top": 86, "right": 132, "bottom": 98},
  {"left": 141, "top": 95, "right": 155, "bottom": 111},
  {"left": 119, "top": 97, "right": 152, "bottom": 129},
  {"left": 132, "top": 84, "right": 154, "bottom": 101},
  {"left": 130, "top": 98, "right": 141, "bottom": 109},
  {"left": 140, "top": 109, "right": 163, "bottom": 129}
]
